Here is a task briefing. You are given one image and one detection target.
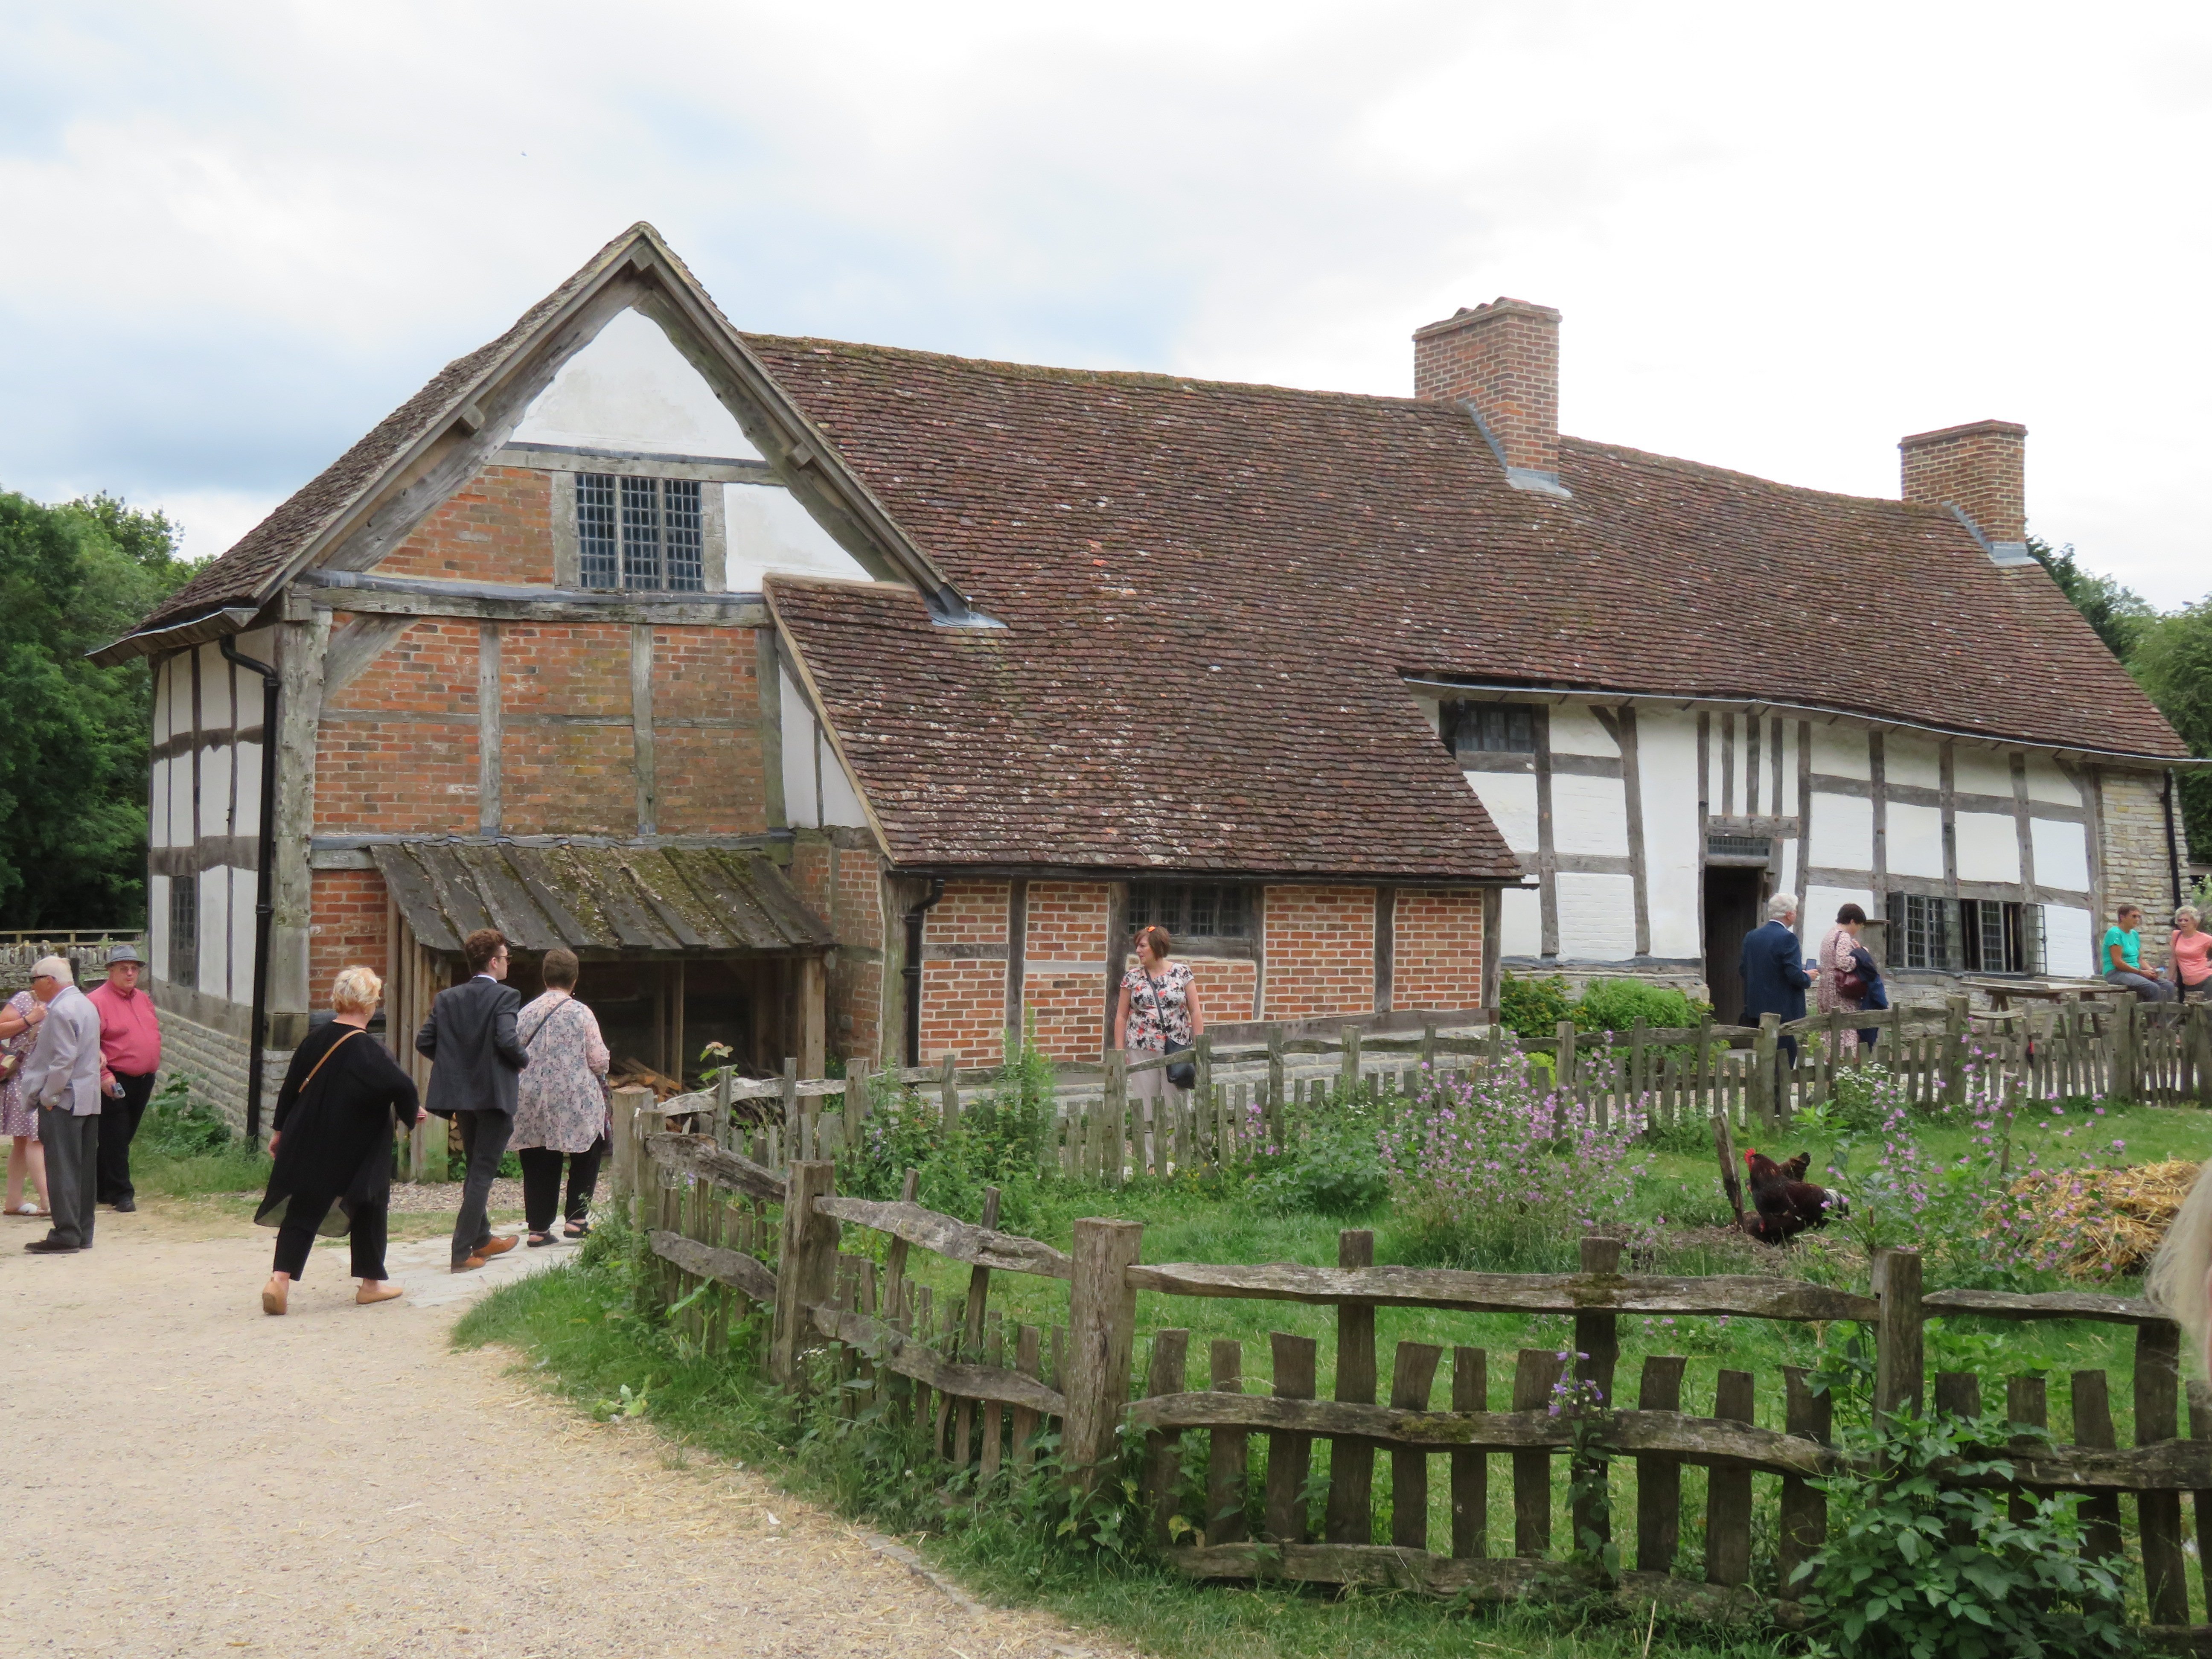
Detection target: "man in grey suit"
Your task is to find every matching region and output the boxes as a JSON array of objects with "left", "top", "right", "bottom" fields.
[
  {"left": 417, "top": 928, "right": 530, "bottom": 1272},
  {"left": 22, "top": 957, "right": 105, "bottom": 1254}
]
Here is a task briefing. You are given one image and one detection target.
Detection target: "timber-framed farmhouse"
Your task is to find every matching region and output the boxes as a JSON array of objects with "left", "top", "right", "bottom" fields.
[{"left": 94, "top": 224, "right": 2195, "bottom": 1125}]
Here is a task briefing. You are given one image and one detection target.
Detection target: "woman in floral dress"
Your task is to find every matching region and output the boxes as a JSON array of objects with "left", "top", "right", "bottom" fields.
[
  {"left": 1112, "top": 925, "right": 1205, "bottom": 1168},
  {"left": 510, "top": 947, "right": 611, "bottom": 1246},
  {"left": 1, "top": 985, "right": 49, "bottom": 1217},
  {"left": 1816, "top": 902, "right": 1870, "bottom": 1055}
]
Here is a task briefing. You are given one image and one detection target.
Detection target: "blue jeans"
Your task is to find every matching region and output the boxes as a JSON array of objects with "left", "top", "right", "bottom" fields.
[{"left": 2106, "top": 969, "right": 2176, "bottom": 1004}]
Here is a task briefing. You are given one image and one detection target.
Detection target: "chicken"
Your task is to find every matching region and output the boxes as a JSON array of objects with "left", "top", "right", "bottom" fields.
[{"left": 1740, "top": 1148, "right": 1845, "bottom": 1244}]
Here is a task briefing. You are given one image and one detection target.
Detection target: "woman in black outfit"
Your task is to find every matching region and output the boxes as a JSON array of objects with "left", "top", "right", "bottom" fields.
[{"left": 257, "top": 965, "right": 428, "bottom": 1315}]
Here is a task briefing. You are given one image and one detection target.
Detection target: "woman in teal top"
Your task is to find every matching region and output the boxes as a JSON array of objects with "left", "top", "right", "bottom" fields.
[{"left": 2104, "top": 904, "right": 2176, "bottom": 1001}]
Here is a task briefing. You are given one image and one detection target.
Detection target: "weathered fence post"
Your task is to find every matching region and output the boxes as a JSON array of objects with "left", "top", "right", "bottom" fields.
[
  {"left": 1324, "top": 1228, "right": 1378, "bottom": 1544},
  {"left": 1573, "top": 1237, "right": 1622, "bottom": 1557},
  {"left": 1103, "top": 1049, "right": 1128, "bottom": 1187},
  {"left": 1063, "top": 1217, "right": 1144, "bottom": 1493},
  {"left": 1339, "top": 1024, "right": 1361, "bottom": 1095},
  {"left": 1554, "top": 1019, "right": 1577, "bottom": 1137},
  {"left": 2114, "top": 996, "right": 2142, "bottom": 1104},
  {"left": 1871, "top": 1246, "right": 1924, "bottom": 1427},
  {"left": 1142, "top": 1329, "right": 1190, "bottom": 1542},
  {"left": 1266, "top": 1024, "right": 1286, "bottom": 1129},
  {"left": 1751, "top": 1014, "right": 1780, "bottom": 1128},
  {"left": 939, "top": 1052, "right": 960, "bottom": 1136},
  {"left": 609, "top": 1083, "right": 653, "bottom": 1220},
  {"left": 770, "top": 1160, "right": 839, "bottom": 1388},
  {"left": 2136, "top": 1319, "right": 2189, "bottom": 1624},
  {"left": 1943, "top": 993, "right": 1970, "bottom": 1110},
  {"left": 781, "top": 1056, "right": 802, "bottom": 1160}
]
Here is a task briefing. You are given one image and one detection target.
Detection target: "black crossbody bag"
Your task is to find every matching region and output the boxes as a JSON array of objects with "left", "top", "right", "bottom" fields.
[{"left": 1142, "top": 971, "right": 1197, "bottom": 1089}]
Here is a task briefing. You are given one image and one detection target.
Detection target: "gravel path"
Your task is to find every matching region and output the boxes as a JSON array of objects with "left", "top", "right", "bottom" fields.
[{"left": 0, "top": 1205, "right": 1129, "bottom": 1659}]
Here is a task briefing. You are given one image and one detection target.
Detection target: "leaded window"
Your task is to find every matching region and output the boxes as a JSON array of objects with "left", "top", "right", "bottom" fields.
[
  {"left": 169, "top": 873, "right": 198, "bottom": 989},
  {"left": 577, "top": 474, "right": 704, "bottom": 591},
  {"left": 1443, "top": 702, "right": 1537, "bottom": 756},
  {"left": 1128, "top": 883, "right": 1252, "bottom": 940},
  {"left": 1886, "top": 893, "right": 2041, "bottom": 974}
]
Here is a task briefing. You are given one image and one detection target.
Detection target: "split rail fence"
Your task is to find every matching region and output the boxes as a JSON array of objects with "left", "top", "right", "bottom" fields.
[
  {"left": 610, "top": 1113, "right": 2212, "bottom": 1649},
  {"left": 644, "top": 997, "right": 2212, "bottom": 1187}
]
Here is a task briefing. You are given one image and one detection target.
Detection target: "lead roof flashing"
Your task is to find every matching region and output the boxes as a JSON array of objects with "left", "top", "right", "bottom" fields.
[
  {"left": 1459, "top": 399, "right": 1572, "bottom": 500},
  {"left": 1944, "top": 502, "right": 2038, "bottom": 568}
]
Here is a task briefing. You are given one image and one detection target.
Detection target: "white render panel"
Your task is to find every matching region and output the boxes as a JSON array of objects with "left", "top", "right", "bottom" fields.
[
  {"left": 1555, "top": 872, "right": 1637, "bottom": 959},
  {"left": 1807, "top": 791, "right": 1873, "bottom": 870},
  {"left": 1637, "top": 709, "right": 1703, "bottom": 958},
  {"left": 197, "top": 642, "right": 233, "bottom": 729},
  {"left": 1499, "top": 885, "right": 1543, "bottom": 957},
  {"left": 198, "top": 742, "right": 233, "bottom": 840},
  {"left": 166, "top": 749, "right": 192, "bottom": 849},
  {"left": 1551, "top": 773, "right": 1629, "bottom": 856},
  {"left": 1809, "top": 724, "right": 1872, "bottom": 781},
  {"left": 725, "top": 483, "right": 872, "bottom": 590},
  {"left": 198, "top": 865, "right": 229, "bottom": 1000},
  {"left": 229, "top": 870, "right": 255, "bottom": 1004},
  {"left": 2044, "top": 905, "right": 2096, "bottom": 977},
  {"left": 1954, "top": 811, "right": 2022, "bottom": 884},
  {"left": 1886, "top": 736, "right": 1942, "bottom": 791},
  {"left": 150, "top": 756, "right": 169, "bottom": 848},
  {"left": 1778, "top": 831, "right": 1798, "bottom": 898},
  {"left": 1805, "top": 885, "right": 1875, "bottom": 935},
  {"left": 149, "top": 873, "right": 170, "bottom": 984},
  {"left": 1888, "top": 802, "right": 1945, "bottom": 879},
  {"left": 817, "top": 728, "right": 869, "bottom": 829},
  {"left": 1548, "top": 705, "right": 1619, "bottom": 758},
  {"left": 512, "top": 307, "right": 764, "bottom": 459},
  {"left": 233, "top": 737, "right": 262, "bottom": 838},
  {"left": 1467, "top": 772, "right": 1538, "bottom": 854},
  {"left": 1953, "top": 748, "right": 2012, "bottom": 798},
  {"left": 2024, "top": 754, "right": 2081, "bottom": 806},
  {"left": 780, "top": 667, "right": 819, "bottom": 828},
  {"left": 2031, "top": 818, "right": 2092, "bottom": 892}
]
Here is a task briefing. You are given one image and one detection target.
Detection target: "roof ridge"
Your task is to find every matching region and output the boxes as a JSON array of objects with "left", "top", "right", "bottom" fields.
[{"left": 1559, "top": 434, "right": 1959, "bottom": 520}]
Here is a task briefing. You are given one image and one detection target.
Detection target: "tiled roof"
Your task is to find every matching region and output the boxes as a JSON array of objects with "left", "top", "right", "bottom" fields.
[{"left": 749, "top": 334, "right": 2183, "bottom": 875}]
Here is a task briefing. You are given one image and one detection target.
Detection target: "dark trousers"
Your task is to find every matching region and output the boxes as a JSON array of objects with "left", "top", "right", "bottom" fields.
[
  {"left": 38, "top": 1106, "right": 98, "bottom": 1249},
  {"left": 272, "top": 1195, "right": 389, "bottom": 1281},
  {"left": 98, "top": 1071, "right": 155, "bottom": 1203},
  {"left": 451, "top": 1110, "right": 512, "bottom": 1265},
  {"left": 517, "top": 1140, "right": 605, "bottom": 1234}
]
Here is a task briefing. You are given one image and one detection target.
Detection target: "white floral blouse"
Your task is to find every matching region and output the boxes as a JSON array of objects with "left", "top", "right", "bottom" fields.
[
  {"left": 510, "top": 991, "right": 611, "bottom": 1154},
  {"left": 1121, "top": 962, "right": 1195, "bottom": 1055}
]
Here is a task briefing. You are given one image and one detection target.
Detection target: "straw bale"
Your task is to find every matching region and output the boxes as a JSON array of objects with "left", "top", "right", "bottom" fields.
[{"left": 2002, "top": 1159, "right": 2201, "bottom": 1280}]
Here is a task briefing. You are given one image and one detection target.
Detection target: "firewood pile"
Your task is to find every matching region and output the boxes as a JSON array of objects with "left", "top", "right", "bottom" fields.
[
  {"left": 2004, "top": 1159, "right": 2201, "bottom": 1280},
  {"left": 608, "top": 1059, "right": 685, "bottom": 1100}
]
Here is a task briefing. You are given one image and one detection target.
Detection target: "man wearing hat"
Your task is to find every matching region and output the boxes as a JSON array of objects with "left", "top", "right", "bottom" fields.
[{"left": 86, "top": 943, "right": 162, "bottom": 1213}]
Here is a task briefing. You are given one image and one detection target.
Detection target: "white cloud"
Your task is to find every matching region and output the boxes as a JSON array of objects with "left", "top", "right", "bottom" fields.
[{"left": 0, "top": 0, "right": 2206, "bottom": 603}]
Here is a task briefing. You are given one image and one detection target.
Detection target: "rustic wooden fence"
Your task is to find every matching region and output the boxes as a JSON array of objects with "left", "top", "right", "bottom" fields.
[
  {"left": 611, "top": 1123, "right": 2212, "bottom": 1647},
  {"left": 644, "top": 996, "right": 2212, "bottom": 1187}
]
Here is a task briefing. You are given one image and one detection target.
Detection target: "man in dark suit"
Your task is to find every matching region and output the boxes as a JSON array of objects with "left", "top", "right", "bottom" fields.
[
  {"left": 418, "top": 928, "right": 530, "bottom": 1272},
  {"left": 1740, "top": 893, "right": 1817, "bottom": 1066}
]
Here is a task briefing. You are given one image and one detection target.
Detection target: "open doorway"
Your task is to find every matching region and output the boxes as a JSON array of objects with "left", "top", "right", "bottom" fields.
[{"left": 1703, "top": 867, "right": 1767, "bottom": 1025}]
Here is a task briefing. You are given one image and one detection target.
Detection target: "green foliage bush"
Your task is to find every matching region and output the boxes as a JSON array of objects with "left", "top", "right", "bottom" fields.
[
  {"left": 1249, "top": 1091, "right": 1389, "bottom": 1217},
  {"left": 848, "top": 1018, "right": 1054, "bottom": 1234},
  {"left": 135, "top": 1074, "right": 232, "bottom": 1158},
  {"left": 1498, "top": 969, "right": 1574, "bottom": 1038},
  {"left": 1572, "top": 977, "right": 1702, "bottom": 1034}
]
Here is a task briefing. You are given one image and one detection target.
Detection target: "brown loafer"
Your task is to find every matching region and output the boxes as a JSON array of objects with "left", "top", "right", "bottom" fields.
[
  {"left": 262, "top": 1275, "right": 288, "bottom": 1316},
  {"left": 473, "top": 1234, "right": 519, "bottom": 1260},
  {"left": 451, "top": 1255, "right": 485, "bottom": 1274}
]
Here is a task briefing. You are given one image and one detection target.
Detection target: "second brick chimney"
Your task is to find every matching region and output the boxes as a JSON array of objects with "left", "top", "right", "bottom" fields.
[
  {"left": 1900, "top": 419, "right": 2033, "bottom": 564},
  {"left": 1413, "top": 297, "right": 1568, "bottom": 497}
]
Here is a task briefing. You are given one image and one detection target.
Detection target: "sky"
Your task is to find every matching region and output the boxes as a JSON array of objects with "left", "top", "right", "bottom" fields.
[{"left": 2, "top": 0, "right": 2208, "bottom": 605}]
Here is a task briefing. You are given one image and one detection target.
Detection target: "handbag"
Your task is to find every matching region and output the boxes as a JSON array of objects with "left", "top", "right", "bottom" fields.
[
  {"left": 1142, "top": 970, "right": 1198, "bottom": 1090},
  {"left": 1834, "top": 943, "right": 1877, "bottom": 1002}
]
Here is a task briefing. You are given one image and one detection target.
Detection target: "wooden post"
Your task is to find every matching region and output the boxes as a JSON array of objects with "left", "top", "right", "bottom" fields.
[
  {"left": 2006, "top": 1373, "right": 2049, "bottom": 1524},
  {"left": 1944, "top": 992, "right": 1970, "bottom": 1109},
  {"left": 609, "top": 1084, "right": 653, "bottom": 1220},
  {"left": 1752, "top": 1013, "right": 1780, "bottom": 1128},
  {"left": 770, "top": 1161, "right": 838, "bottom": 1388},
  {"left": 1778, "top": 1365, "right": 1831, "bottom": 1599},
  {"left": 938, "top": 1051, "right": 960, "bottom": 1136},
  {"left": 1207, "top": 1339, "right": 1249, "bottom": 1545},
  {"left": 1705, "top": 1369, "right": 1754, "bottom": 1586},
  {"left": 1266, "top": 1023, "right": 1286, "bottom": 1127},
  {"left": 1339, "top": 1023, "right": 1360, "bottom": 1096},
  {"left": 1872, "top": 1246, "right": 1924, "bottom": 1427},
  {"left": 2188, "top": 1001, "right": 2212, "bottom": 1106},
  {"left": 1323, "top": 1229, "right": 1378, "bottom": 1545},
  {"left": 781, "top": 1057, "right": 801, "bottom": 1162},
  {"left": 844, "top": 1067, "right": 867, "bottom": 1157},
  {"left": 2188, "top": 1380, "right": 2212, "bottom": 1617},
  {"left": 952, "top": 1186, "right": 1002, "bottom": 1470},
  {"left": 2072, "top": 1369, "right": 2124, "bottom": 1564},
  {"left": 1695, "top": 1012, "right": 1714, "bottom": 1117},
  {"left": 1634, "top": 1355, "right": 1687, "bottom": 1574},
  {"left": 1572, "top": 1237, "right": 1621, "bottom": 1555},
  {"left": 1102, "top": 1049, "right": 1127, "bottom": 1188},
  {"left": 1389, "top": 1341, "right": 1443, "bottom": 1551},
  {"left": 1450, "top": 1347, "right": 1489, "bottom": 1560},
  {"left": 2114, "top": 995, "right": 2142, "bottom": 1104},
  {"left": 1511, "top": 1348, "right": 1558, "bottom": 1557},
  {"left": 799, "top": 954, "right": 827, "bottom": 1080},
  {"left": 1711, "top": 1107, "right": 1744, "bottom": 1223},
  {"left": 1554, "top": 1018, "right": 1577, "bottom": 1136},
  {"left": 1063, "top": 1217, "right": 1144, "bottom": 1492},
  {"left": 1267, "top": 1333, "right": 1318, "bottom": 1544},
  {"left": 2136, "top": 1320, "right": 2189, "bottom": 1624},
  {"left": 1628, "top": 1017, "right": 1648, "bottom": 1118},
  {"left": 1143, "top": 1329, "right": 1190, "bottom": 1543},
  {"left": 1193, "top": 1031, "right": 1213, "bottom": 1158}
]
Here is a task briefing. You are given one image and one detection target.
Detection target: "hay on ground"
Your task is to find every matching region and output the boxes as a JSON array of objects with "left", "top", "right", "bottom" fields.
[{"left": 2004, "top": 1159, "right": 2200, "bottom": 1280}]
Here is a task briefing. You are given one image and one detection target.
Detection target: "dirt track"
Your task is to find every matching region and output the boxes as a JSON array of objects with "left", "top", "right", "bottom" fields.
[{"left": 0, "top": 1205, "right": 1123, "bottom": 1659}]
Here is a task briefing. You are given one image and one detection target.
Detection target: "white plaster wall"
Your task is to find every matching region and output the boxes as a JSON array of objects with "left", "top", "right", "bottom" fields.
[
  {"left": 233, "top": 737, "right": 262, "bottom": 838},
  {"left": 1552, "top": 773, "right": 1629, "bottom": 856},
  {"left": 1807, "top": 792, "right": 1873, "bottom": 869},
  {"left": 166, "top": 752, "right": 191, "bottom": 849},
  {"left": 1548, "top": 706, "right": 1618, "bottom": 757},
  {"left": 1953, "top": 748, "right": 2012, "bottom": 798},
  {"left": 1954, "top": 811, "right": 2021, "bottom": 884},
  {"left": 1638, "top": 710, "right": 1703, "bottom": 958},
  {"left": 2032, "top": 818, "right": 2092, "bottom": 892},
  {"left": 1499, "top": 886, "right": 1543, "bottom": 957},
  {"left": 199, "top": 865, "right": 229, "bottom": 999},
  {"left": 2045, "top": 904, "right": 2095, "bottom": 977},
  {"left": 1466, "top": 772, "right": 1538, "bottom": 853},
  {"left": 1810, "top": 724, "right": 1871, "bottom": 780},
  {"left": 1889, "top": 802, "right": 1945, "bottom": 879},
  {"left": 150, "top": 756, "right": 170, "bottom": 847},
  {"left": 1886, "top": 736, "right": 1942, "bottom": 791},
  {"left": 198, "top": 642, "right": 233, "bottom": 728},
  {"left": 1556, "top": 872, "right": 1637, "bottom": 958},
  {"left": 817, "top": 728, "right": 869, "bottom": 829},
  {"left": 725, "top": 484, "right": 872, "bottom": 590},
  {"left": 1778, "top": 833, "right": 1799, "bottom": 898},
  {"left": 229, "top": 871, "right": 255, "bottom": 1004},
  {"left": 2025, "top": 755, "right": 2081, "bottom": 806},
  {"left": 198, "top": 742, "right": 232, "bottom": 840},
  {"left": 780, "top": 667, "right": 819, "bottom": 827},
  {"left": 512, "top": 308, "right": 764, "bottom": 459},
  {"left": 149, "top": 873, "right": 170, "bottom": 984},
  {"left": 1805, "top": 885, "right": 1875, "bottom": 934}
]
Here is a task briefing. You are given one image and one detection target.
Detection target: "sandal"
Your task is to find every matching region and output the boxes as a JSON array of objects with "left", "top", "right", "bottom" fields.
[
  {"left": 564, "top": 1221, "right": 591, "bottom": 1238},
  {"left": 9, "top": 1202, "right": 48, "bottom": 1218},
  {"left": 527, "top": 1232, "right": 558, "bottom": 1248}
]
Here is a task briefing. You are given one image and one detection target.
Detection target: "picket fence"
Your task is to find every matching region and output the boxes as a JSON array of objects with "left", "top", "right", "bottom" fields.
[
  {"left": 610, "top": 1118, "right": 2212, "bottom": 1648},
  {"left": 649, "top": 997, "right": 2212, "bottom": 1187}
]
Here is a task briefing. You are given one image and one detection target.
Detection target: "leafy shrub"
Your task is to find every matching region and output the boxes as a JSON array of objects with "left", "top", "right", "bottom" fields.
[
  {"left": 136, "top": 1075, "right": 233, "bottom": 1157},
  {"left": 847, "top": 1018, "right": 1054, "bottom": 1234},
  {"left": 1497, "top": 970, "right": 1574, "bottom": 1039},
  {"left": 1801, "top": 1406, "right": 2141, "bottom": 1659},
  {"left": 1572, "top": 977, "right": 1702, "bottom": 1034},
  {"left": 1249, "top": 1096, "right": 1389, "bottom": 1216}
]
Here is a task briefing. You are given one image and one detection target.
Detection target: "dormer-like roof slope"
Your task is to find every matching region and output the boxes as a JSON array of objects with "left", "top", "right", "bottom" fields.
[{"left": 749, "top": 333, "right": 2184, "bottom": 875}]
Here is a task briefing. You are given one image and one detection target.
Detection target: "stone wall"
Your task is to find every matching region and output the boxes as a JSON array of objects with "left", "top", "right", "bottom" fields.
[
  {"left": 158, "top": 1004, "right": 288, "bottom": 1132},
  {"left": 2098, "top": 766, "right": 2177, "bottom": 970}
]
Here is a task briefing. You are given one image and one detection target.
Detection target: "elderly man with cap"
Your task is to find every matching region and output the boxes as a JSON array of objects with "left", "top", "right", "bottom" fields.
[
  {"left": 86, "top": 942, "right": 162, "bottom": 1212},
  {"left": 20, "top": 956, "right": 105, "bottom": 1254}
]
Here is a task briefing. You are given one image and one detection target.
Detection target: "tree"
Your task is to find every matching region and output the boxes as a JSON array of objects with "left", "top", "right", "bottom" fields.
[
  {"left": 0, "top": 490, "right": 196, "bottom": 928},
  {"left": 2132, "top": 601, "right": 2212, "bottom": 862},
  {"left": 2027, "top": 535, "right": 2157, "bottom": 662}
]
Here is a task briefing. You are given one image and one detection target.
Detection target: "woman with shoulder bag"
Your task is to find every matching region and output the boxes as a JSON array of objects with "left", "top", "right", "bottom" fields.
[
  {"left": 1111, "top": 925, "right": 1205, "bottom": 1171},
  {"left": 0, "top": 986, "right": 49, "bottom": 1217},
  {"left": 1817, "top": 903, "right": 1874, "bottom": 1055},
  {"left": 510, "top": 948, "right": 611, "bottom": 1247}
]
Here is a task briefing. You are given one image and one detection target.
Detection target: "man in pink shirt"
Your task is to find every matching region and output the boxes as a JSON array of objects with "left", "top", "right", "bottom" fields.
[{"left": 85, "top": 943, "right": 162, "bottom": 1213}]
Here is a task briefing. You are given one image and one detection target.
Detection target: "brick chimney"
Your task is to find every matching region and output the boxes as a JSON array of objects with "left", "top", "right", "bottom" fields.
[
  {"left": 1413, "top": 297, "right": 1568, "bottom": 497},
  {"left": 1900, "top": 419, "right": 2032, "bottom": 564}
]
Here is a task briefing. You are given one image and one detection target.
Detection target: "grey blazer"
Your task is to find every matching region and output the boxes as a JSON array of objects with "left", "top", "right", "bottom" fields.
[{"left": 22, "top": 985, "right": 104, "bottom": 1117}]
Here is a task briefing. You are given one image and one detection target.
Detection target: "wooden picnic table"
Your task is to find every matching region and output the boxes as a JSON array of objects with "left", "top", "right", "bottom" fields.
[{"left": 1960, "top": 976, "right": 2119, "bottom": 1011}]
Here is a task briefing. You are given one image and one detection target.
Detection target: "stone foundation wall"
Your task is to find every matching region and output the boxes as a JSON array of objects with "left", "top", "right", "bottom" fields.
[{"left": 158, "top": 1007, "right": 288, "bottom": 1132}]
